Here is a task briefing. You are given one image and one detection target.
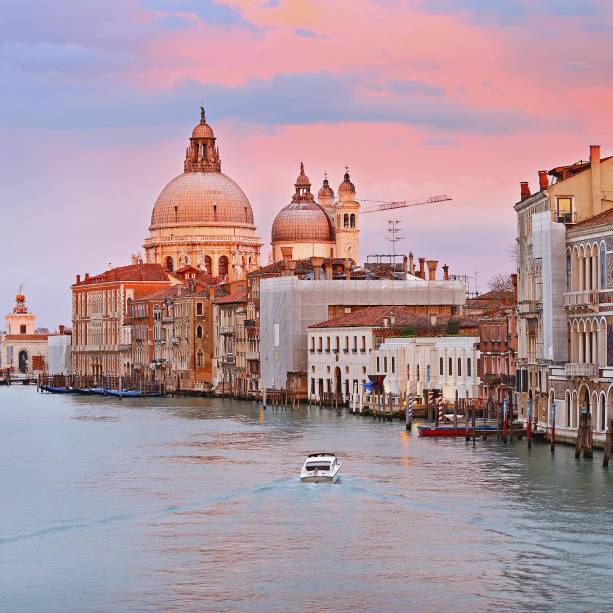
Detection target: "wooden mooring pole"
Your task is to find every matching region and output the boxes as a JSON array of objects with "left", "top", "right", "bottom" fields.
[
  {"left": 527, "top": 399, "right": 532, "bottom": 449},
  {"left": 603, "top": 419, "right": 613, "bottom": 467},
  {"left": 550, "top": 400, "right": 556, "bottom": 454}
]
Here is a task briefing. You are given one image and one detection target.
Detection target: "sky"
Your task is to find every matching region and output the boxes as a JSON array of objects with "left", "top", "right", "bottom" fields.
[{"left": 2, "top": 0, "right": 613, "bottom": 328}]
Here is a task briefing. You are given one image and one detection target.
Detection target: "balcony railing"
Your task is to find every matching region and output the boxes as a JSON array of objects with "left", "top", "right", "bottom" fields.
[
  {"left": 563, "top": 290, "right": 598, "bottom": 309},
  {"left": 565, "top": 363, "right": 599, "bottom": 378},
  {"left": 220, "top": 326, "right": 235, "bottom": 336},
  {"left": 517, "top": 300, "right": 541, "bottom": 316}
]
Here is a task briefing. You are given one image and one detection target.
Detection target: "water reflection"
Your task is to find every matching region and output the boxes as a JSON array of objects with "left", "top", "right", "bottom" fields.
[{"left": 1, "top": 386, "right": 613, "bottom": 612}]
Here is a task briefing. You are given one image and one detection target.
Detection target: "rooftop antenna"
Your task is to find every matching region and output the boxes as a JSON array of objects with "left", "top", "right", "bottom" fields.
[{"left": 386, "top": 220, "right": 403, "bottom": 263}]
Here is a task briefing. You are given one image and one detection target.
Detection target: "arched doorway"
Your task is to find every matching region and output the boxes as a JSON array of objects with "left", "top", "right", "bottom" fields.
[
  {"left": 18, "top": 350, "right": 28, "bottom": 373},
  {"left": 578, "top": 385, "right": 590, "bottom": 415},
  {"left": 165, "top": 256, "right": 174, "bottom": 272},
  {"left": 334, "top": 367, "right": 341, "bottom": 395}
]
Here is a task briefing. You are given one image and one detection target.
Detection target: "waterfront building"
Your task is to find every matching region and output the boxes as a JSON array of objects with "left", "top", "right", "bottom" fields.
[
  {"left": 47, "top": 327, "right": 72, "bottom": 375},
  {"left": 307, "top": 305, "right": 477, "bottom": 402},
  {"left": 0, "top": 290, "right": 49, "bottom": 375},
  {"left": 477, "top": 276, "right": 518, "bottom": 406},
  {"left": 260, "top": 260, "right": 466, "bottom": 393},
  {"left": 515, "top": 145, "right": 613, "bottom": 444},
  {"left": 144, "top": 108, "right": 262, "bottom": 279},
  {"left": 71, "top": 263, "right": 171, "bottom": 377},
  {"left": 170, "top": 284, "right": 215, "bottom": 391},
  {"left": 373, "top": 334, "right": 481, "bottom": 402},
  {"left": 212, "top": 283, "right": 248, "bottom": 395}
]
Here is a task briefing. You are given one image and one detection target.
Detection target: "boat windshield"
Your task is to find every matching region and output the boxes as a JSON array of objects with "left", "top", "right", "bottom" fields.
[{"left": 305, "top": 463, "right": 331, "bottom": 471}]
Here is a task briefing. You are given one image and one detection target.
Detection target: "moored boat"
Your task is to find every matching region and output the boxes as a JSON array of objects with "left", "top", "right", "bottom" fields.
[{"left": 418, "top": 424, "right": 498, "bottom": 437}]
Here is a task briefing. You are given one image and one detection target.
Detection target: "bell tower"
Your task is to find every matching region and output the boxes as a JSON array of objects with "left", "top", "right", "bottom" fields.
[{"left": 335, "top": 168, "right": 360, "bottom": 263}]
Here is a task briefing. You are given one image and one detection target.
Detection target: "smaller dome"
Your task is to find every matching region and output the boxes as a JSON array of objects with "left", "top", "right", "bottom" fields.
[
  {"left": 271, "top": 202, "right": 335, "bottom": 243},
  {"left": 318, "top": 176, "right": 334, "bottom": 199},
  {"left": 339, "top": 170, "right": 355, "bottom": 194}
]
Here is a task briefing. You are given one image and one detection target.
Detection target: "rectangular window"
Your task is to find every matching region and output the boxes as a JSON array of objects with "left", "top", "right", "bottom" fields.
[
  {"left": 318, "top": 337, "right": 323, "bottom": 352},
  {"left": 448, "top": 357, "right": 453, "bottom": 376},
  {"left": 326, "top": 337, "right": 330, "bottom": 352},
  {"left": 20, "top": 325, "right": 26, "bottom": 334},
  {"left": 311, "top": 378, "right": 315, "bottom": 395},
  {"left": 377, "top": 356, "right": 380, "bottom": 371},
  {"left": 458, "top": 357, "right": 462, "bottom": 377},
  {"left": 196, "top": 302, "right": 203, "bottom": 316},
  {"left": 467, "top": 358, "right": 471, "bottom": 377},
  {"left": 384, "top": 356, "right": 388, "bottom": 372},
  {"left": 556, "top": 197, "right": 573, "bottom": 223},
  {"left": 439, "top": 357, "right": 444, "bottom": 375},
  {"left": 361, "top": 336, "right": 366, "bottom": 352},
  {"left": 391, "top": 356, "right": 395, "bottom": 373},
  {"left": 310, "top": 337, "right": 315, "bottom": 351},
  {"left": 417, "top": 364, "right": 420, "bottom": 381}
]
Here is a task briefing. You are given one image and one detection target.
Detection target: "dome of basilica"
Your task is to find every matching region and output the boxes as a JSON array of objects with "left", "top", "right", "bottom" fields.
[{"left": 150, "top": 171, "right": 254, "bottom": 228}]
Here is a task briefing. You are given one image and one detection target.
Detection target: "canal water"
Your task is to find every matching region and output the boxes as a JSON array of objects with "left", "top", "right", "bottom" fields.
[{"left": 2, "top": 386, "right": 613, "bottom": 613}]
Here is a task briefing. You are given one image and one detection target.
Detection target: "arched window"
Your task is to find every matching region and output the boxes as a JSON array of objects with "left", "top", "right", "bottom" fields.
[
  {"left": 196, "top": 325, "right": 203, "bottom": 338},
  {"left": 165, "top": 256, "right": 174, "bottom": 272},
  {"left": 204, "top": 255, "right": 212, "bottom": 275},
  {"left": 566, "top": 250, "right": 572, "bottom": 291},
  {"left": 18, "top": 350, "right": 28, "bottom": 373},
  {"left": 219, "top": 255, "right": 229, "bottom": 277},
  {"left": 350, "top": 214, "right": 356, "bottom": 228},
  {"left": 600, "top": 242, "right": 606, "bottom": 289},
  {"left": 566, "top": 392, "right": 571, "bottom": 427},
  {"left": 344, "top": 213, "right": 349, "bottom": 228},
  {"left": 183, "top": 255, "right": 190, "bottom": 266}
]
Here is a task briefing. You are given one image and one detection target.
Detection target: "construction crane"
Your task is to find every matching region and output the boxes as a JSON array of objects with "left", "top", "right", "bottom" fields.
[{"left": 361, "top": 194, "right": 452, "bottom": 214}]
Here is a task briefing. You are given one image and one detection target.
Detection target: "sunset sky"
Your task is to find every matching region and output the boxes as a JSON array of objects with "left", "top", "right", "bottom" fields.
[{"left": 2, "top": 0, "right": 613, "bottom": 327}]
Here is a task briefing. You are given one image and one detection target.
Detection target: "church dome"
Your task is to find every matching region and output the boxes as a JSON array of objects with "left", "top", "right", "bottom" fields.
[
  {"left": 318, "top": 176, "right": 334, "bottom": 199},
  {"left": 149, "top": 107, "right": 255, "bottom": 229},
  {"left": 271, "top": 164, "right": 335, "bottom": 243},
  {"left": 150, "top": 172, "right": 254, "bottom": 228}
]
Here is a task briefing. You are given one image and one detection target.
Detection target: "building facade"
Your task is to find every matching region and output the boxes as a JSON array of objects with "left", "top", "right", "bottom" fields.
[
  {"left": 515, "top": 145, "right": 613, "bottom": 443},
  {"left": 71, "top": 263, "right": 171, "bottom": 377}
]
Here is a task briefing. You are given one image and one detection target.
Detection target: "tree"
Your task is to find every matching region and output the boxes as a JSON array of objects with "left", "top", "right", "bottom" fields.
[{"left": 488, "top": 273, "right": 514, "bottom": 294}]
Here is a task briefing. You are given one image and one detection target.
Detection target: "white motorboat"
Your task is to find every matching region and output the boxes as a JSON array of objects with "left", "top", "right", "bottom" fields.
[{"left": 300, "top": 452, "right": 341, "bottom": 483}]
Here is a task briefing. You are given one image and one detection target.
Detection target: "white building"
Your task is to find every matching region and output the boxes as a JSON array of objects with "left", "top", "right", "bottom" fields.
[
  {"left": 373, "top": 336, "right": 481, "bottom": 402},
  {"left": 261, "top": 274, "right": 466, "bottom": 392}
]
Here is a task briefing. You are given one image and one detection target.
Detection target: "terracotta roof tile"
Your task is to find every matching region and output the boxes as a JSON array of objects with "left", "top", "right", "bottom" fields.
[
  {"left": 572, "top": 206, "right": 613, "bottom": 230},
  {"left": 75, "top": 263, "right": 169, "bottom": 286},
  {"left": 215, "top": 287, "right": 247, "bottom": 304}
]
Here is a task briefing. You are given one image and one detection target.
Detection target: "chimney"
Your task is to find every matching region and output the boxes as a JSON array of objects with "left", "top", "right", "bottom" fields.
[
  {"left": 538, "top": 170, "right": 549, "bottom": 191},
  {"left": 281, "top": 246, "right": 293, "bottom": 262},
  {"left": 76, "top": 274, "right": 81, "bottom": 284},
  {"left": 324, "top": 261, "right": 333, "bottom": 281},
  {"left": 343, "top": 258, "right": 352, "bottom": 280},
  {"left": 442, "top": 264, "right": 449, "bottom": 281},
  {"left": 59, "top": 324, "right": 65, "bottom": 335},
  {"left": 520, "top": 182, "right": 531, "bottom": 200},
  {"left": 418, "top": 257, "right": 425, "bottom": 279},
  {"left": 311, "top": 256, "right": 324, "bottom": 280},
  {"left": 591, "top": 145, "right": 602, "bottom": 216},
  {"left": 84, "top": 273, "right": 90, "bottom": 283},
  {"left": 409, "top": 252, "right": 415, "bottom": 275},
  {"left": 402, "top": 255, "right": 408, "bottom": 273},
  {"left": 426, "top": 260, "right": 438, "bottom": 281}
]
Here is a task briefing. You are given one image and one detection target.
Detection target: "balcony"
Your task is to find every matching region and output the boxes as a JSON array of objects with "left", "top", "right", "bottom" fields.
[
  {"left": 563, "top": 290, "right": 599, "bottom": 312},
  {"left": 565, "top": 363, "right": 599, "bottom": 378},
  {"left": 220, "top": 326, "right": 235, "bottom": 336},
  {"left": 221, "top": 354, "right": 236, "bottom": 365},
  {"left": 517, "top": 300, "right": 541, "bottom": 318},
  {"left": 246, "top": 350, "right": 259, "bottom": 361}
]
